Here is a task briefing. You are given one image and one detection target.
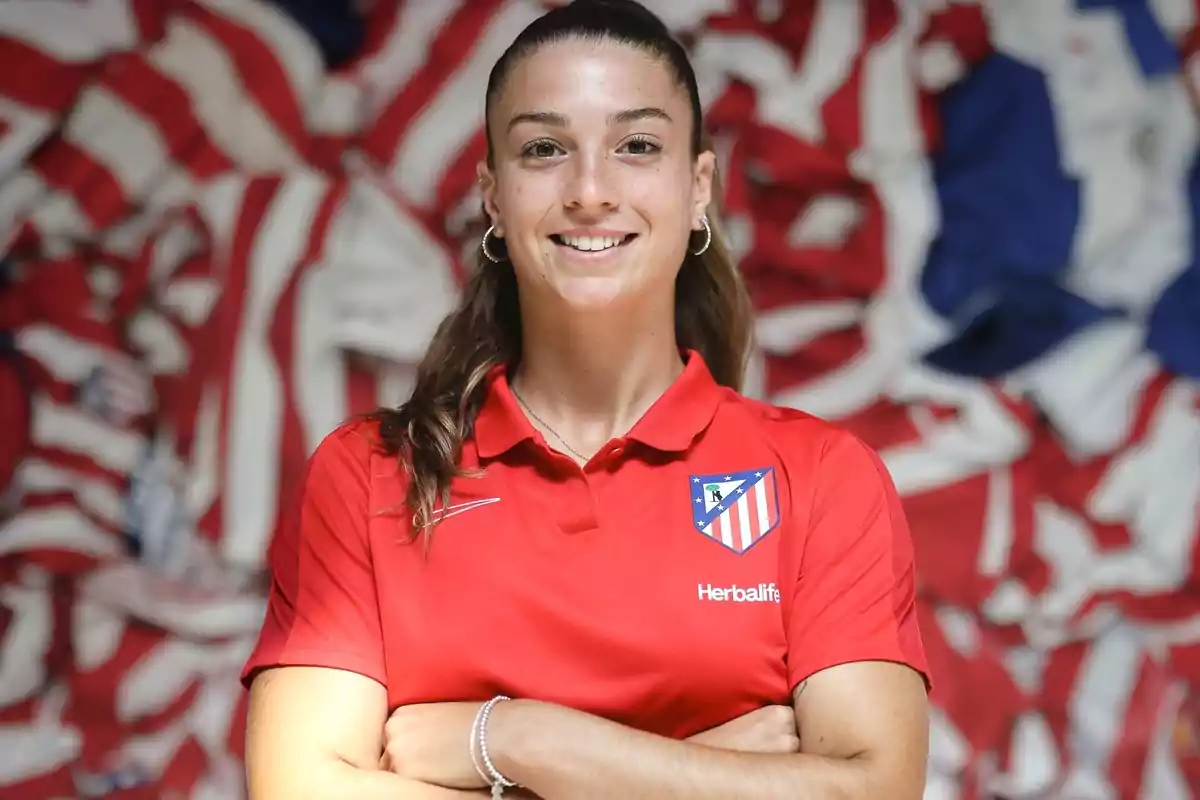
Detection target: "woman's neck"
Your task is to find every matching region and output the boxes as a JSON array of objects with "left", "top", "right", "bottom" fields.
[{"left": 511, "top": 299, "right": 684, "bottom": 458}]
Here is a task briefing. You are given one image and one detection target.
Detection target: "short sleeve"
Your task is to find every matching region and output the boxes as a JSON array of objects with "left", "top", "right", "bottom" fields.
[
  {"left": 241, "top": 423, "right": 386, "bottom": 688},
  {"left": 786, "top": 430, "right": 931, "bottom": 692}
]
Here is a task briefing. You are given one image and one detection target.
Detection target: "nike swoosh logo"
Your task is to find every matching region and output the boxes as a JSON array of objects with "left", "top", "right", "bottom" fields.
[{"left": 427, "top": 497, "right": 501, "bottom": 524}]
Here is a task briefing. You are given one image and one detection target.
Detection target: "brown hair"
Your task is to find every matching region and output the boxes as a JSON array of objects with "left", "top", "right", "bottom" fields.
[{"left": 372, "top": 0, "right": 754, "bottom": 540}]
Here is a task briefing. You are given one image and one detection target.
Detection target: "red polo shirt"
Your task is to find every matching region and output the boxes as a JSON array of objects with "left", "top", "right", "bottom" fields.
[{"left": 242, "top": 351, "right": 930, "bottom": 738}]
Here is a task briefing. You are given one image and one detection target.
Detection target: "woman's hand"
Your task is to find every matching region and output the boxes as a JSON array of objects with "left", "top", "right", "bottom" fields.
[
  {"left": 685, "top": 705, "right": 800, "bottom": 754},
  {"left": 381, "top": 702, "right": 488, "bottom": 790}
]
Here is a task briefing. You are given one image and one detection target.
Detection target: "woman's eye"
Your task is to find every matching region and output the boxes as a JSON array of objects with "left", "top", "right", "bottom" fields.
[
  {"left": 621, "top": 137, "right": 659, "bottom": 156},
  {"left": 525, "top": 141, "right": 561, "bottom": 159}
]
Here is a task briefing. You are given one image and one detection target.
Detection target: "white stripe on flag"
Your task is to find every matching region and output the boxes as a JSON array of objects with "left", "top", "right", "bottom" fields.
[
  {"left": 755, "top": 477, "right": 771, "bottom": 534},
  {"left": 737, "top": 490, "right": 753, "bottom": 550},
  {"left": 718, "top": 508, "right": 733, "bottom": 548}
]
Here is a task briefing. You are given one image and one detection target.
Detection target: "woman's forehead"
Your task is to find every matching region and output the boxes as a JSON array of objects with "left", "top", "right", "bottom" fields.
[{"left": 496, "top": 39, "right": 686, "bottom": 124}]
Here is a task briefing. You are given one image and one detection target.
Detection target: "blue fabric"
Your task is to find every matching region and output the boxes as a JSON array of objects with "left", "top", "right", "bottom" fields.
[
  {"left": 925, "top": 280, "right": 1112, "bottom": 378},
  {"left": 0, "top": 258, "right": 14, "bottom": 353},
  {"left": 266, "top": 0, "right": 365, "bottom": 68},
  {"left": 1146, "top": 154, "right": 1200, "bottom": 379},
  {"left": 1074, "top": 0, "right": 1179, "bottom": 77},
  {"left": 920, "top": 54, "right": 1086, "bottom": 377}
]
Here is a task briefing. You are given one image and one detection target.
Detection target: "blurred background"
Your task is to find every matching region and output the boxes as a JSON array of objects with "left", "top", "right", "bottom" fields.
[{"left": 0, "top": 0, "right": 1198, "bottom": 797}]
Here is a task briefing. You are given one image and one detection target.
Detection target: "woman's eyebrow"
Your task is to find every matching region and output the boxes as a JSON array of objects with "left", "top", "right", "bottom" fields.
[
  {"left": 610, "top": 106, "right": 672, "bottom": 125},
  {"left": 506, "top": 106, "right": 672, "bottom": 132},
  {"left": 507, "top": 110, "right": 568, "bottom": 131}
]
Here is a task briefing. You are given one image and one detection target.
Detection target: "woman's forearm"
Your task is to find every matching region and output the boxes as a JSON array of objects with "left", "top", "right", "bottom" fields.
[
  {"left": 250, "top": 760, "right": 492, "bottom": 800},
  {"left": 490, "top": 701, "right": 876, "bottom": 800}
]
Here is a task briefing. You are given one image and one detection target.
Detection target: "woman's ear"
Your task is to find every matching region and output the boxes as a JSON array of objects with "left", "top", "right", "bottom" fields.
[
  {"left": 477, "top": 161, "right": 504, "bottom": 236},
  {"left": 692, "top": 150, "right": 716, "bottom": 227}
]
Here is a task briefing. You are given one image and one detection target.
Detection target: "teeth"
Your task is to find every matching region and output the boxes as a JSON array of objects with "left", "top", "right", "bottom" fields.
[{"left": 559, "top": 235, "right": 624, "bottom": 251}]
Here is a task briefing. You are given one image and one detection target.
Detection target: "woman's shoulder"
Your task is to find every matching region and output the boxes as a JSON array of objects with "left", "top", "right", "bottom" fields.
[
  {"left": 723, "top": 392, "right": 866, "bottom": 460},
  {"left": 717, "top": 393, "right": 898, "bottom": 494},
  {"left": 314, "top": 415, "right": 379, "bottom": 455},
  {"left": 723, "top": 396, "right": 900, "bottom": 512},
  {"left": 308, "top": 415, "right": 400, "bottom": 482}
]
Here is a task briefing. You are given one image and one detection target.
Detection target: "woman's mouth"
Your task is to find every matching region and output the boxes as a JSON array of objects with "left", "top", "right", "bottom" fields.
[{"left": 550, "top": 233, "right": 637, "bottom": 253}]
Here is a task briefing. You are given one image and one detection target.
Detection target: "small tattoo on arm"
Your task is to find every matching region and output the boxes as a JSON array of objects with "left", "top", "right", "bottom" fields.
[{"left": 794, "top": 680, "right": 809, "bottom": 700}]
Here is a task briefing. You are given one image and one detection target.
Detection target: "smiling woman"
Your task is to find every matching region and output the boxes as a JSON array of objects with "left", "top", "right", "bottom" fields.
[
  {"left": 489, "top": 37, "right": 700, "bottom": 315},
  {"left": 239, "top": 2, "right": 933, "bottom": 799}
]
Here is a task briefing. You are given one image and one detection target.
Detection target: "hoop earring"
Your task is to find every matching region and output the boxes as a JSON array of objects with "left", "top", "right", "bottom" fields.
[
  {"left": 691, "top": 215, "right": 711, "bottom": 256},
  {"left": 481, "top": 225, "right": 505, "bottom": 263}
]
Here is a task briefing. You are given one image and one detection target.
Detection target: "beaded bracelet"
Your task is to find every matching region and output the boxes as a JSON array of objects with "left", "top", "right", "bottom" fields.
[
  {"left": 468, "top": 699, "right": 492, "bottom": 785},
  {"left": 470, "top": 695, "right": 519, "bottom": 798}
]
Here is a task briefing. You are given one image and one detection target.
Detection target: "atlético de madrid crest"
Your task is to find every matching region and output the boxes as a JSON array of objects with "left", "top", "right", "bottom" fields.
[{"left": 689, "top": 468, "right": 781, "bottom": 554}]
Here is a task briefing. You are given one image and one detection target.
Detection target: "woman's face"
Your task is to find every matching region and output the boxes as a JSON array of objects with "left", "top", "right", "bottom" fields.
[{"left": 480, "top": 38, "right": 715, "bottom": 312}]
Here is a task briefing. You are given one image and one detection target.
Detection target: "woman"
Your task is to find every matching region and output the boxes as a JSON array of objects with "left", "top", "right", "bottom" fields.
[{"left": 241, "top": 1, "right": 932, "bottom": 798}]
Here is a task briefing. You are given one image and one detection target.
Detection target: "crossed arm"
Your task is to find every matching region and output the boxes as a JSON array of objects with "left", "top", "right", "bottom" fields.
[
  {"left": 245, "top": 658, "right": 929, "bottom": 800},
  {"left": 485, "top": 661, "right": 929, "bottom": 799},
  {"left": 246, "top": 667, "right": 472, "bottom": 800}
]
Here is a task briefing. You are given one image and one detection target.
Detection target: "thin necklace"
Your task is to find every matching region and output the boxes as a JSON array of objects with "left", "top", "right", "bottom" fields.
[{"left": 510, "top": 387, "right": 590, "bottom": 462}]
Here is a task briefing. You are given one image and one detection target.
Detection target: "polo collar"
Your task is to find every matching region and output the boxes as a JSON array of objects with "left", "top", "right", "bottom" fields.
[
  {"left": 473, "top": 365, "right": 535, "bottom": 459},
  {"left": 473, "top": 350, "right": 724, "bottom": 459}
]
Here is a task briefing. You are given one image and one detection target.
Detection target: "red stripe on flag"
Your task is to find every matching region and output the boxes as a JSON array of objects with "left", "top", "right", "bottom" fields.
[
  {"left": 361, "top": 0, "right": 508, "bottom": 170},
  {"left": 433, "top": 126, "right": 487, "bottom": 220},
  {"left": 28, "top": 136, "right": 128, "bottom": 230},
  {"left": 182, "top": 4, "right": 310, "bottom": 161},
  {"left": 1109, "top": 656, "right": 1172, "bottom": 797},
  {"left": 99, "top": 53, "right": 234, "bottom": 180},
  {"left": 269, "top": 180, "right": 347, "bottom": 537},
  {"left": 0, "top": 37, "right": 92, "bottom": 111},
  {"left": 130, "top": 0, "right": 171, "bottom": 44},
  {"left": 196, "top": 178, "right": 279, "bottom": 544}
]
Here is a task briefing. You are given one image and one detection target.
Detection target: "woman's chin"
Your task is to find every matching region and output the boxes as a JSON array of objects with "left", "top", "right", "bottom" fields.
[{"left": 548, "top": 276, "right": 640, "bottom": 311}]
